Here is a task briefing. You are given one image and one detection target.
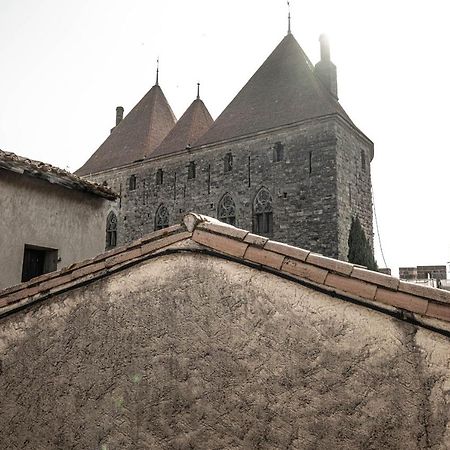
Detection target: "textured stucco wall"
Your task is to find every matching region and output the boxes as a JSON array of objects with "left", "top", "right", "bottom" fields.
[
  {"left": 1, "top": 251, "right": 449, "bottom": 449},
  {"left": 0, "top": 170, "right": 109, "bottom": 289}
]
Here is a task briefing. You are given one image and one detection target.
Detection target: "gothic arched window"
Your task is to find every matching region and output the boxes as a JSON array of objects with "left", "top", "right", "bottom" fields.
[
  {"left": 218, "top": 193, "right": 236, "bottom": 225},
  {"left": 155, "top": 204, "right": 169, "bottom": 230},
  {"left": 106, "top": 211, "right": 117, "bottom": 249},
  {"left": 253, "top": 188, "right": 273, "bottom": 235}
]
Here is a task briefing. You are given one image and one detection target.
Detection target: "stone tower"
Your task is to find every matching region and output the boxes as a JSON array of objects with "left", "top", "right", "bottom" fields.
[{"left": 77, "top": 32, "right": 374, "bottom": 261}]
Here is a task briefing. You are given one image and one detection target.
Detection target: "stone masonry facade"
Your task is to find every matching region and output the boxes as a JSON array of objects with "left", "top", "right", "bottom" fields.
[{"left": 89, "top": 115, "right": 373, "bottom": 260}]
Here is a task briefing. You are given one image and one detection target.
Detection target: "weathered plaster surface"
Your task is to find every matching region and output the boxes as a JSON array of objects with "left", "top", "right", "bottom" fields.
[
  {"left": 0, "top": 169, "right": 109, "bottom": 289},
  {"left": 1, "top": 252, "right": 449, "bottom": 449}
]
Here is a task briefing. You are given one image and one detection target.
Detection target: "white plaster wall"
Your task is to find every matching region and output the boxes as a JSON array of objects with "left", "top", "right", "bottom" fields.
[{"left": 0, "top": 169, "right": 110, "bottom": 289}]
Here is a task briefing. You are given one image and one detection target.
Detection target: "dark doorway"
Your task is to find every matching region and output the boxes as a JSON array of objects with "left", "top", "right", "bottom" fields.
[{"left": 21, "top": 245, "right": 58, "bottom": 282}]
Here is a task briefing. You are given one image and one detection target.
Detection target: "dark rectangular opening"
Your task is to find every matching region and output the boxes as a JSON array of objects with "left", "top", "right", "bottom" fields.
[{"left": 21, "top": 244, "right": 58, "bottom": 283}]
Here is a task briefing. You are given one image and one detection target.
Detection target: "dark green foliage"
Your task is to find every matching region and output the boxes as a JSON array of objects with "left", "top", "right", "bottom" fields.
[{"left": 348, "top": 216, "right": 378, "bottom": 271}]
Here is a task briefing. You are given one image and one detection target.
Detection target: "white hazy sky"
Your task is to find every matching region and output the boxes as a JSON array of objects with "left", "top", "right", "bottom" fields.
[{"left": 1, "top": 0, "right": 449, "bottom": 275}]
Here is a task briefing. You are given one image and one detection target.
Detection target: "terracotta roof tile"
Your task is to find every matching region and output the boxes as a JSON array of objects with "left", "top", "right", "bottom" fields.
[
  {"left": 375, "top": 289, "right": 429, "bottom": 316},
  {"left": 307, "top": 253, "right": 354, "bottom": 276},
  {"left": 1, "top": 213, "right": 450, "bottom": 332},
  {"left": 263, "top": 240, "right": 310, "bottom": 261},
  {"left": 76, "top": 85, "right": 176, "bottom": 175},
  {"left": 192, "top": 229, "right": 248, "bottom": 258},
  {"left": 0, "top": 149, "right": 116, "bottom": 200},
  {"left": 243, "top": 233, "right": 269, "bottom": 247},
  {"left": 351, "top": 266, "right": 400, "bottom": 291},
  {"left": 196, "top": 33, "right": 353, "bottom": 146},
  {"left": 244, "top": 246, "right": 285, "bottom": 270},
  {"left": 325, "top": 273, "right": 377, "bottom": 300},
  {"left": 282, "top": 258, "right": 328, "bottom": 285},
  {"left": 150, "top": 98, "right": 213, "bottom": 159}
]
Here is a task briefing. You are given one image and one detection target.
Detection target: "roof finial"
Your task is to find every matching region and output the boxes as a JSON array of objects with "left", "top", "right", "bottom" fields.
[
  {"left": 156, "top": 57, "right": 159, "bottom": 86},
  {"left": 197, "top": 82, "right": 200, "bottom": 99},
  {"left": 287, "top": 1, "right": 291, "bottom": 34}
]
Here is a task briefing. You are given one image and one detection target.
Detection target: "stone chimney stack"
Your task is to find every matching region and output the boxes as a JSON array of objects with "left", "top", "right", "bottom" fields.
[
  {"left": 314, "top": 34, "right": 338, "bottom": 100},
  {"left": 116, "top": 106, "right": 124, "bottom": 126}
]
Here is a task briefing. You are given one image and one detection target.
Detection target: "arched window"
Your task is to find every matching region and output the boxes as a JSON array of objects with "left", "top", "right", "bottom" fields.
[
  {"left": 218, "top": 193, "right": 236, "bottom": 225},
  {"left": 155, "top": 204, "right": 169, "bottom": 230},
  {"left": 106, "top": 211, "right": 117, "bottom": 249},
  {"left": 253, "top": 188, "right": 273, "bottom": 235}
]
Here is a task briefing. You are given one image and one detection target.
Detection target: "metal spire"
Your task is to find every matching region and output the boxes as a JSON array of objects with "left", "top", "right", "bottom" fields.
[
  {"left": 197, "top": 82, "right": 200, "bottom": 99},
  {"left": 287, "top": 1, "right": 291, "bottom": 34},
  {"left": 156, "top": 57, "right": 159, "bottom": 86}
]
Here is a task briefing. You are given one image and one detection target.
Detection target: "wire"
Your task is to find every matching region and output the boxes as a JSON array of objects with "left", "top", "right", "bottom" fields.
[{"left": 372, "top": 186, "right": 388, "bottom": 268}]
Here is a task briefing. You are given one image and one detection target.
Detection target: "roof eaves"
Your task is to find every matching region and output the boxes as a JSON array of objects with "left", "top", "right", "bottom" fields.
[{"left": 0, "top": 150, "right": 117, "bottom": 200}]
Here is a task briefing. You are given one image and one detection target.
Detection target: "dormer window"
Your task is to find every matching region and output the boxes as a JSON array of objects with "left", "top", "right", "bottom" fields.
[
  {"left": 224, "top": 152, "right": 233, "bottom": 173},
  {"left": 188, "top": 162, "right": 196, "bottom": 179}
]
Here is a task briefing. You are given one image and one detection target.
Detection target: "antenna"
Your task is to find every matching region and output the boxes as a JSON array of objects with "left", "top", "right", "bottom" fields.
[
  {"left": 287, "top": 1, "right": 291, "bottom": 34},
  {"left": 156, "top": 57, "right": 159, "bottom": 86},
  {"left": 197, "top": 82, "right": 200, "bottom": 99}
]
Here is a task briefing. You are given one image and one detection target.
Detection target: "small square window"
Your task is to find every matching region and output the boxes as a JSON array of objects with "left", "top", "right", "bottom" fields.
[{"left": 21, "top": 245, "right": 58, "bottom": 282}]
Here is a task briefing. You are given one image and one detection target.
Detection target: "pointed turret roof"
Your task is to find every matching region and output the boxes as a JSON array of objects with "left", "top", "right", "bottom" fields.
[
  {"left": 76, "top": 84, "right": 176, "bottom": 175},
  {"left": 196, "top": 33, "right": 352, "bottom": 146},
  {"left": 150, "top": 96, "right": 213, "bottom": 159}
]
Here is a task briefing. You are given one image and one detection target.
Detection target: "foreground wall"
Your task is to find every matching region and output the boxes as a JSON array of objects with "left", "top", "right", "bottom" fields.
[
  {"left": 0, "top": 170, "right": 108, "bottom": 289},
  {"left": 1, "top": 252, "right": 449, "bottom": 449}
]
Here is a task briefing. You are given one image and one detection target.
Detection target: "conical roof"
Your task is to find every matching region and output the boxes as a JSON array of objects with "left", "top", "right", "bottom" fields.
[
  {"left": 76, "top": 85, "right": 176, "bottom": 175},
  {"left": 151, "top": 97, "right": 213, "bottom": 159},
  {"left": 196, "top": 33, "right": 352, "bottom": 146}
]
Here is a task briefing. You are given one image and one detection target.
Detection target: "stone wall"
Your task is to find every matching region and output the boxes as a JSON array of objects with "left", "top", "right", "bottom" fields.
[
  {"left": 1, "top": 252, "right": 449, "bottom": 449},
  {"left": 0, "top": 170, "right": 110, "bottom": 289},
  {"left": 336, "top": 120, "right": 374, "bottom": 259},
  {"left": 89, "top": 116, "right": 373, "bottom": 260}
]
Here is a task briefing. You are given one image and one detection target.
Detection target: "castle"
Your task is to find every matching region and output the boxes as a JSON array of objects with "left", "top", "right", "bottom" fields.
[{"left": 77, "top": 30, "right": 374, "bottom": 261}]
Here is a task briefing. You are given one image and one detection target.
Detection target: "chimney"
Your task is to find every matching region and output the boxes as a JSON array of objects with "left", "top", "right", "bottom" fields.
[
  {"left": 314, "top": 34, "right": 338, "bottom": 99},
  {"left": 116, "top": 106, "right": 124, "bottom": 126}
]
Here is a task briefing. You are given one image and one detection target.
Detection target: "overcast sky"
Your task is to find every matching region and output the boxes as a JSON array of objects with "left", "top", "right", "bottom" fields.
[{"left": 1, "top": 0, "right": 449, "bottom": 275}]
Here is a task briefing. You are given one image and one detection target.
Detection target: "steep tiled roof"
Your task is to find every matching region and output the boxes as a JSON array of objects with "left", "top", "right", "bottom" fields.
[
  {"left": 76, "top": 85, "right": 176, "bottom": 175},
  {"left": 150, "top": 97, "right": 213, "bottom": 159},
  {"left": 1, "top": 214, "right": 449, "bottom": 334},
  {"left": 0, "top": 149, "right": 117, "bottom": 200},
  {"left": 196, "top": 33, "right": 353, "bottom": 146}
]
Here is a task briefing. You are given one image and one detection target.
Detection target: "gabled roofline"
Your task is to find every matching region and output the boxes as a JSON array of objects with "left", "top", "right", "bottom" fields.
[
  {"left": 0, "top": 149, "right": 117, "bottom": 200},
  {"left": 1, "top": 214, "right": 449, "bottom": 335}
]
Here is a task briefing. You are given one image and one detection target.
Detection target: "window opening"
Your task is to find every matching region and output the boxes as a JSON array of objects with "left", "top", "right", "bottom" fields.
[
  {"left": 253, "top": 188, "right": 273, "bottom": 235},
  {"left": 129, "top": 174, "right": 137, "bottom": 190},
  {"left": 156, "top": 169, "right": 164, "bottom": 185},
  {"left": 21, "top": 245, "right": 58, "bottom": 282},
  {"left": 273, "top": 142, "right": 284, "bottom": 162},
  {"left": 106, "top": 211, "right": 118, "bottom": 249},
  {"left": 155, "top": 204, "right": 169, "bottom": 230},
  {"left": 188, "top": 162, "right": 196, "bottom": 179},
  {"left": 224, "top": 153, "right": 233, "bottom": 173},
  {"left": 218, "top": 193, "right": 236, "bottom": 226}
]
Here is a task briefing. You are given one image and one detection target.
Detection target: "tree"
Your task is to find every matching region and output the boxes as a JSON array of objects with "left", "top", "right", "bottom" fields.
[{"left": 348, "top": 216, "right": 378, "bottom": 271}]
